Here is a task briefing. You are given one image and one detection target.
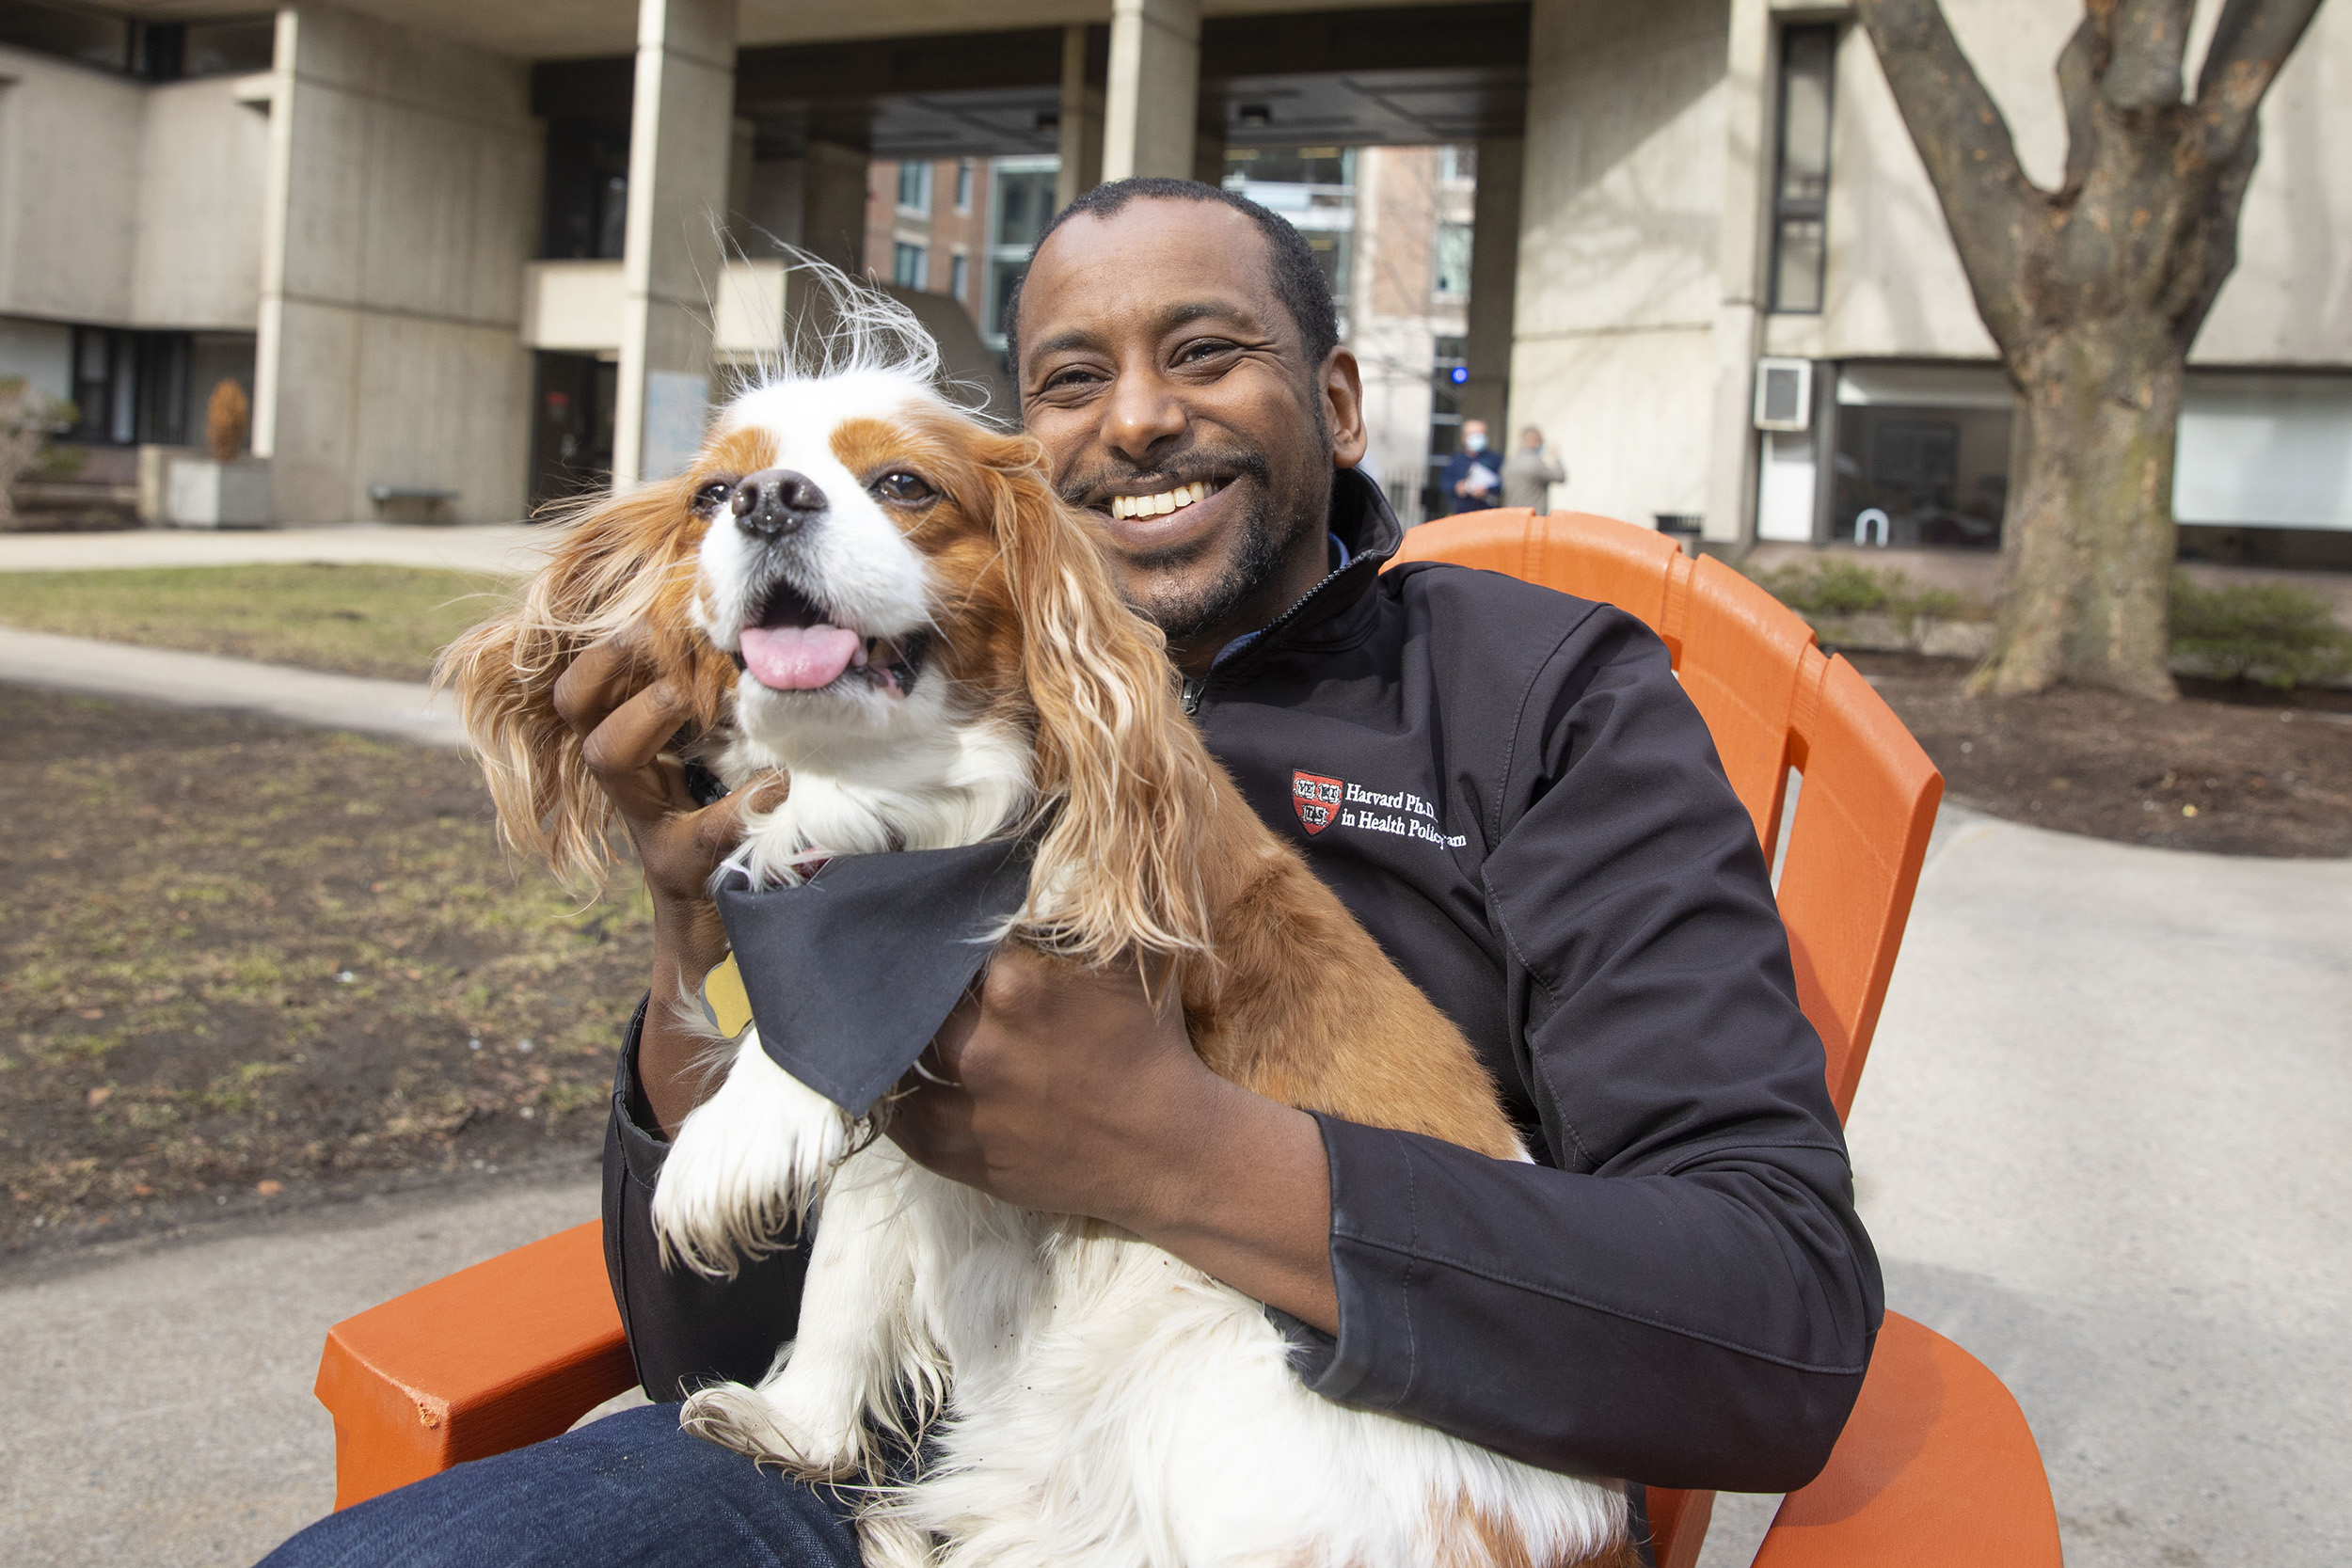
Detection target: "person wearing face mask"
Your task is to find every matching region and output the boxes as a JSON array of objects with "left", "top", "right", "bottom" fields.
[{"left": 1439, "top": 419, "right": 1504, "bottom": 515}]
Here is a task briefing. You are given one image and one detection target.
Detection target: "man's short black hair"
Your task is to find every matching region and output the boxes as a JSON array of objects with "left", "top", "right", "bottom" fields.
[{"left": 1005, "top": 178, "right": 1341, "bottom": 372}]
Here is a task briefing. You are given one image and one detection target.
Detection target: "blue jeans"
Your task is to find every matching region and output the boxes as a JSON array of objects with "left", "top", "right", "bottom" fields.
[{"left": 259, "top": 1403, "right": 862, "bottom": 1567}]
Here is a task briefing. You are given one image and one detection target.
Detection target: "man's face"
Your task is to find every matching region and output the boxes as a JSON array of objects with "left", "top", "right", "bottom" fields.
[{"left": 1013, "top": 199, "right": 1366, "bottom": 658}]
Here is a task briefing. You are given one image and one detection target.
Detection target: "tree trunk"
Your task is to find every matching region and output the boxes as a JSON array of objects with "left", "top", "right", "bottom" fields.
[
  {"left": 1978, "top": 329, "right": 2185, "bottom": 698},
  {"left": 1854, "top": 0, "right": 2326, "bottom": 699}
]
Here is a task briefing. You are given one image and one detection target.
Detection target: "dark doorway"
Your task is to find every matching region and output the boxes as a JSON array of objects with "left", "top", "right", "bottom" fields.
[{"left": 530, "top": 352, "right": 618, "bottom": 511}]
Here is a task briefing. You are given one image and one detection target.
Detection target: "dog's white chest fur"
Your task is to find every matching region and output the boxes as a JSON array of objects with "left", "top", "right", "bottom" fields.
[{"left": 652, "top": 1034, "right": 1626, "bottom": 1568}]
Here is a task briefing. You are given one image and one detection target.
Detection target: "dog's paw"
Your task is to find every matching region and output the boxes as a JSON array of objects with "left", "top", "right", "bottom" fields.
[
  {"left": 680, "top": 1379, "right": 866, "bottom": 1480},
  {"left": 651, "top": 1033, "right": 860, "bottom": 1277}
]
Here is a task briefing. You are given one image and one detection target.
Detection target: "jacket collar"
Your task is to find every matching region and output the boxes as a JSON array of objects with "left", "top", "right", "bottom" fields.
[{"left": 1208, "top": 467, "right": 1400, "bottom": 679}]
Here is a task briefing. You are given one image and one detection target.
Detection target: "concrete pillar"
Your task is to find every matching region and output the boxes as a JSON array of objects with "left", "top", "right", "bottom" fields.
[
  {"left": 799, "top": 140, "right": 869, "bottom": 275},
  {"left": 1458, "top": 136, "right": 1523, "bottom": 437},
  {"left": 252, "top": 3, "right": 540, "bottom": 524},
  {"left": 1702, "top": 0, "right": 1772, "bottom": 548},
  {"left": 1101, "top": 0, "right": 1200, "bottom": 182},
  {"left": 612, "top": 0, "right": 736, "bottom": 488},
  {"left": 1505, "top": 0, "right": 1733, "bottom": 535},
  {"left": 1054, "top": 24, "right": 1104, "bottom": 210},
  {"left": 1193, "top": 129, "right": 1226, "bottom": 185}
]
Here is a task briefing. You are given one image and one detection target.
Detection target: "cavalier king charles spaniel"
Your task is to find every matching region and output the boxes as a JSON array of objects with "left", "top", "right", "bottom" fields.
[{"left": 441, "top": 292, "right": 1632, "bottom": 1568}]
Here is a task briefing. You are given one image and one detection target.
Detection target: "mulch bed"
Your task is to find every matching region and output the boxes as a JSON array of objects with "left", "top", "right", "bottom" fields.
[
  {"left": 0, "top": 686, "right": 650, "bottom": 1262},
  {"left": 1844, "top": 652, "right": 2352, "bottom": 858}
]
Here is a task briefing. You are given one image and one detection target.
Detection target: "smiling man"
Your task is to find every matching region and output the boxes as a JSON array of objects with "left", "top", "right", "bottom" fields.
[{"left": 261, "top": 180, "right": 1879, "bottom": 1568}]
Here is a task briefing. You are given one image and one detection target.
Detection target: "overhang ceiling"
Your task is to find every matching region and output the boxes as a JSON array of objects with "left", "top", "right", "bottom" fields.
[
  {"left": 113, "top": 0, "right": 1517, "bottom": 64},
  {"left": 533, "top": 3, "right": 1529, "bottom": 160}
]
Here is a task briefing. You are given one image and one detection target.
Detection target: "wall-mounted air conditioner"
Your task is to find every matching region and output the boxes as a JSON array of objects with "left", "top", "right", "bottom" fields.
[{"left": 1754, "top": 357, "right": 1813, "bottom": 432}]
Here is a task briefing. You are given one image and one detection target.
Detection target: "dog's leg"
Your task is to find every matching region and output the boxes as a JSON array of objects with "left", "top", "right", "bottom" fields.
[
  {"left": 651, "top": 1030, "right": 857, "bottom": 1277},
  {"left": 682, "top": 1146, "right": 928, "bottom": 1481}
]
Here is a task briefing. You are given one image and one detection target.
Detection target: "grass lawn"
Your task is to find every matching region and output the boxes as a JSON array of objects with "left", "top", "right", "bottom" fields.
[
  {"left": 0, "top": 686, "right": 649, "bottom": 1255},
  {"left": 0, "top": 562, "right": 510, "bottom": 682}
]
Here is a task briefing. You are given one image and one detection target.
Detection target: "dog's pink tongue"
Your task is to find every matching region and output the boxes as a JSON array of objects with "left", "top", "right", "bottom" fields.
[{"left": 739, "top": 624, "right": 861, "bottom": 690}]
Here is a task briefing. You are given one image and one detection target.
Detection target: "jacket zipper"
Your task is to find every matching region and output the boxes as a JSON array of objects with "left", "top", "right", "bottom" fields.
[{"left": 1180, "top": 553, "right": 1378, "bottom": 719}]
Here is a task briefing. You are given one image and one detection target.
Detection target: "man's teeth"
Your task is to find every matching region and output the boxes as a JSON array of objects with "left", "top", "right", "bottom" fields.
[{"left": 1109, "top": 481, "right": 1212, "bottom": 520}]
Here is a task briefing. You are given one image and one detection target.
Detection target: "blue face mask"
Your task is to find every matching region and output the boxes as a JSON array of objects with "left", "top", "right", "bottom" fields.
[{"left": 1463, "top": 433, "right": 1488, "bottom": 453}]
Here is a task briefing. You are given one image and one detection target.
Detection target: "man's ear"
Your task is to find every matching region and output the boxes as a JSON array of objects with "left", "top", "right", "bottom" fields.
[{"left": 1320, "top": 346, "right": 1369, "bottom": 470}]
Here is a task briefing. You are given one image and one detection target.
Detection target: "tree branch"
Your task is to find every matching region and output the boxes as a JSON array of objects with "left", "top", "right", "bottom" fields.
[
  {"left": 2103, "top": 0, "right": 2198, "bottom": 108},
  {"left": 1853, "top": 0, "right": 2043, "bottom": 350},
  {"left": 2193, "top": 0, "right": 2324, "bottom": 160},
  {"left": 2058, "top": 14, "right": 2104, "bottom": 192}
]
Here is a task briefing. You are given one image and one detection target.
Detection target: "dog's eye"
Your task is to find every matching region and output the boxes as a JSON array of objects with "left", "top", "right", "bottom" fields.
[
  {"left": 691, "top": 478, "right": 736, "bottom": 515},
  {"left": 874, "top": 470, "right": 935, "bottom": 505}
]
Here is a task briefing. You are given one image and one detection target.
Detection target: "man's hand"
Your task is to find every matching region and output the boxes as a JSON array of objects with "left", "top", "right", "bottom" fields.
[
  {"left": 887, "top": 946, "right": 1341, "bottom": 1333},
  {"left": 552, "top": 632, "right": 779, "bottom": 1136}
]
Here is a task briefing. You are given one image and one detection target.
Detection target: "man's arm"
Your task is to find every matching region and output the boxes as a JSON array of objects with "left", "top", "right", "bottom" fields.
[
  {"left": 883, "top": 610, "right": 1877, "bottom": 1492},
  {"left": 555, "top": 636, "right": 805, "bottom": 1396}
]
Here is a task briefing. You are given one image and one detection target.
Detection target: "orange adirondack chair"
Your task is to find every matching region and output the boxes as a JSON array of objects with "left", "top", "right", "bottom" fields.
[{"left": 313, "top": 509, "right": 2059, "bottom": 1567}]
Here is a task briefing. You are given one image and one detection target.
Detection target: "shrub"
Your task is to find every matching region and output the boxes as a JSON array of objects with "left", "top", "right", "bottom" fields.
[
  {"left": 1743, "top": 558, "right": 1975, "bottom": 649},
  {"left": 0, "top": 378, "right": 79, "bottom": 523},
  {"left": 206, "top": 379, "right": 250, "bottom": 462},
  {"left": 2169, "top": 573, "right": 2352, "bottom": 689}
]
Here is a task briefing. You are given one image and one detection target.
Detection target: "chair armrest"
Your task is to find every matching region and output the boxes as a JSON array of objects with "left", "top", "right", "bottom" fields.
[
  {"left": 1752, "top": 1311, "right": 2060, "bottom": 1566},
  {"left": 314, "top": 1220, "right": 637, "bottom": 1509}
]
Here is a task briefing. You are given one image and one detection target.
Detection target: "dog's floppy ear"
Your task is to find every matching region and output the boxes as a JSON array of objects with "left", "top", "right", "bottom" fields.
[
  {"left": 436, "top": 478, "right": 733, "bottom": 888},
  {"left": 982, "top": 438, "right": 1219, "bottom": 965}
]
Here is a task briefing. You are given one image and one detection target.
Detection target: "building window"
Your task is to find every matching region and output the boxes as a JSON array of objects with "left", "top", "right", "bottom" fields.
[
  {"left": 67, "top": 326, "right": 191, "bottom": 446},
  {"left": 949, "top": 252, "right": 970, "bottom": 304},
  {"left": 893, "top": 242, "right": 928, "bottom": 290},
  {"left": 897, "top": 162, "right": 933, "bottom": 214},
  {"left": 984, "top": 157, "right": 1062, "bottom": 346},
  {"left": 1770, "top": 24, "right": 1837, "bottom": 314},
  {"left": 954, "top": 161, "right": 976, "bottom": 212},
  {"left": 1434, "top": 222, "right": 1473, "bottom": 299}
]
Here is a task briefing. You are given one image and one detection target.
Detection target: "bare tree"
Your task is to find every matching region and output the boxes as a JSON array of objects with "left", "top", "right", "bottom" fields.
[{"left": 1853, "top": 0, "right": 2325, "bottom": 697}]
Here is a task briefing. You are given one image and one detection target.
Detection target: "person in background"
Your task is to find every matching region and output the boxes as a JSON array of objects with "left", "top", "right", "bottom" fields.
[
  {"left": 1440, "top": 418, "right": 1502, "bottom": 515},
  {"left": 1502, "top": 425, "right": 1566, "bottom": 513}
]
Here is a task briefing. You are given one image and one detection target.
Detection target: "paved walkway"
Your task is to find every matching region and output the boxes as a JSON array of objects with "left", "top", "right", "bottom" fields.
[
  {"left": 0, "top": 523, "right": 548, "bottom": 577},
  {"left": 0, "top": 645, "right": 2344, "bottom": 1565},
  {"left": 0, "top": 626, "right": 460, "bottom": 748}
]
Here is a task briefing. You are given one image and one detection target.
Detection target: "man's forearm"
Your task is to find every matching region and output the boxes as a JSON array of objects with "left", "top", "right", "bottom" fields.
[
  {"left": 639, "top": 895, "right": 732, "bottom": 1138},
  {"left": 1114, "top": 1075, "right": 1340, "bottom": 1335}
]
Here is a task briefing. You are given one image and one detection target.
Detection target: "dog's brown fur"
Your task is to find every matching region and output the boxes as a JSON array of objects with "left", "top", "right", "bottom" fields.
[{"left": 445, "top": 396, "right": 1615, "bottom": 1565}]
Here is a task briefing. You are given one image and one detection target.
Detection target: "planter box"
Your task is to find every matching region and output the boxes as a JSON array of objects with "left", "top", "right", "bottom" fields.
[{"left": 167, "top": 457, "right": 272, "bottom": 528}]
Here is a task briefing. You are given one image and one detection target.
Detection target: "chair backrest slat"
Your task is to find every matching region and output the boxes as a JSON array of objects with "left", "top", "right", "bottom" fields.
[{"left": 1390, "top": 510, "right": 1943, "bottom": 1121}]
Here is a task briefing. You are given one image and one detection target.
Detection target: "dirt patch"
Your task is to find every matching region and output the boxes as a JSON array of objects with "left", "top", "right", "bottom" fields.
[
  {"left": 1846, "top": 652, "right": 2352, "bottom": 858},
  {"left": 0, "top": 562, "right": 506, "bottom": 681},
  {"left": 0, "top": 685, "right": 649, "bottom": 1262}
]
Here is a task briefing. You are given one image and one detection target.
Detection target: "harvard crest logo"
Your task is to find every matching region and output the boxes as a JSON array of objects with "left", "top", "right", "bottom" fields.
[{"left": 1291, "top": 770, "right": 1343, "bottom": 835}]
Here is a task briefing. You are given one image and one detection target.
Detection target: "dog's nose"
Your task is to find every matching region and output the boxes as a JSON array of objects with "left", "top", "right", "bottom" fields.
[{"left": 731, "top": 468, "right": 827, "bottom": 537}]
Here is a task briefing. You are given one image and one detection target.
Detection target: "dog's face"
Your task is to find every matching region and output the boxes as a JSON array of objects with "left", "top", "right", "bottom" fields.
[
  {"left": 685, "top": 369, "right": 1031, "bottom": 772},
  {"left": 446, "top": 356, "right": 1220, "bottom": 962}
]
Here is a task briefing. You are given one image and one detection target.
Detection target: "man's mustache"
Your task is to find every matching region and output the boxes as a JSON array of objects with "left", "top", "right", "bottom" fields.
[{"left": 1057, "top": 447, "right": 1273, "bottom": 510}]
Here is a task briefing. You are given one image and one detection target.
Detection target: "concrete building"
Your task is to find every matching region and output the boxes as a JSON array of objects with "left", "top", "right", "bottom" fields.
[{"left": 0, "top": 0, "right": 2345, "bottom": 578}]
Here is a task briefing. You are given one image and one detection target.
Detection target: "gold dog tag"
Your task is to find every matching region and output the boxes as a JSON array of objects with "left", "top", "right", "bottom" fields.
[{"left": 700, "top": 953, "right": 754, "bottom": 1039}]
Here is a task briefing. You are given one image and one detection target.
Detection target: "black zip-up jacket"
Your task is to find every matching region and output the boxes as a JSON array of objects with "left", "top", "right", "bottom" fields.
[{"left": 603, "top": 468, "right": 1883, "bottom": 1494}]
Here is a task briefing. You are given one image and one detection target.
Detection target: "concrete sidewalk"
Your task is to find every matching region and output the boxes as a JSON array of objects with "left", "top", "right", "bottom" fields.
[
  {"left": 0, "top": 523, "right": 547, "bottom": 578},
  {"left": 0, "top": 1175, "right": 612, "bottom": 1568},
  {"left": 0, "top": 626, "right": 460, "bottom": 748},
  {"left": 1, "top": 807, "right": 2344, "bottom": 1567}
]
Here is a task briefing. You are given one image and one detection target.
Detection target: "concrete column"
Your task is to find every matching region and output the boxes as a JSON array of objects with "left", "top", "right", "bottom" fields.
[
  {"left": 1101, "top": 0, "right": 1200, "bottom": 182},
  {"left": 252, "top": 3, "right": 540, "bottom": 525},
  {"left": 799, "top": 140, "right": 869, "bottom": 275},
  {"left": 1506, "top": 0, "right": 1733, "bottom": 534},
  {"left": 1054, "top": 24, "right": 1104, "bottom": 210},
  {"left": 1702, "top": 0, "right": 1773, "bottom": 547},
  {"left": 1458, "top": 136, "right": 1523, "bottom": 437},
  {"left": 612, "top": 0, "right": 737, "bottom": 488}
]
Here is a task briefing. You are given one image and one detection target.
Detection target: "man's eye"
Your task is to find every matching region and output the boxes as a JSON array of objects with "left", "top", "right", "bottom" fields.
[
  {"left": 875, "top": 471, "right": 935, "bottom": 503},
  {"left": 1178, "top": 340, "right": 1235, "bottom": 364},
  {"left": 692, "top": 478, "right": 735, "bottom": 515}
]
